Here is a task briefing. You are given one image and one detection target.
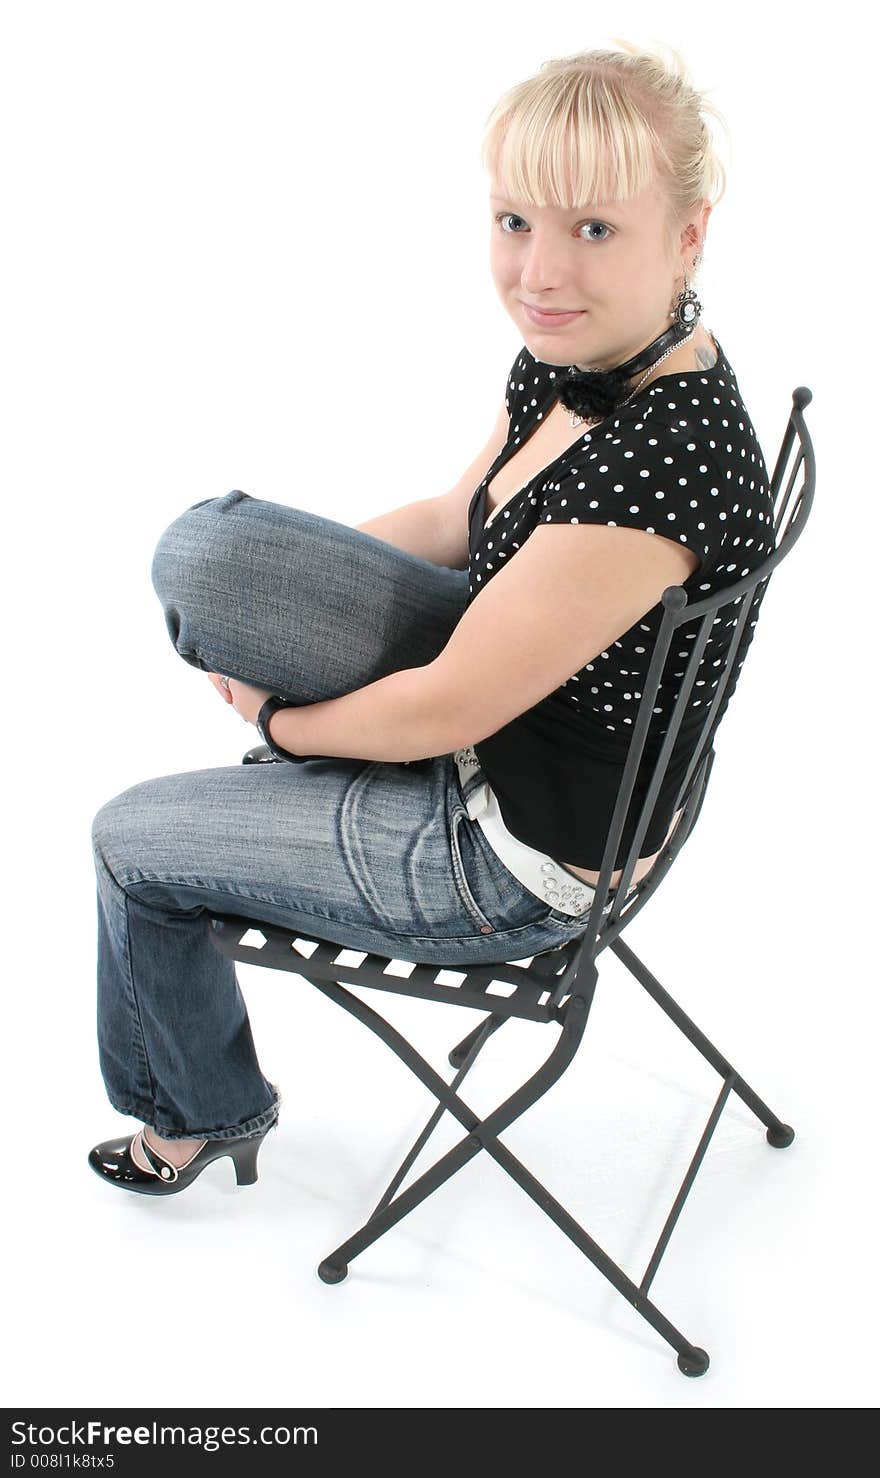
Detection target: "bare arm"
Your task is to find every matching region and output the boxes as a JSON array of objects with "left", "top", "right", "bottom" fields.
[
  {"left": 355, "top": 400, "right": 510, "bottom": 569},
  {"left": 355, "top": 497, "right": 458, "bottom": 566}
]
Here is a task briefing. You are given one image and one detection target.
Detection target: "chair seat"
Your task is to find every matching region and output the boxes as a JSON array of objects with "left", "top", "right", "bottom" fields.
[{"left": 210, "top": 912, "right": 585, "bottom": 1023}]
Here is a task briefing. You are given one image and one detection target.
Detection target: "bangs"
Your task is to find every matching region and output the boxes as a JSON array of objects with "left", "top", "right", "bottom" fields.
[{"left": 481, "top": 70, "right": 673, "bottom": 211}]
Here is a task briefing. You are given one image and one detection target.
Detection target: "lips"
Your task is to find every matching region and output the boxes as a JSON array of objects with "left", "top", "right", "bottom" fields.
[{"left": 522, "top": 303, "right": 585, "bottom": 327}]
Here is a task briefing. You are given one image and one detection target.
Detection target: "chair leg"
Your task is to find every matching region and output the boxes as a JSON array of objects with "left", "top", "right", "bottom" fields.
[
  {"left": 610, "top": 937, "right": 795, "bottom": 1147},
  {"left": 449, "top": 1014, "right": 507, "bottom": 1070},
  {"left": 312, "top": 976, "right": 594, "bottom": 1277},
  {"left": 311, "top": 970, "right": 711, "bottom": 1376},
  {"left": 370, "top": 1013, "right": 509, "bottom": 1219}
]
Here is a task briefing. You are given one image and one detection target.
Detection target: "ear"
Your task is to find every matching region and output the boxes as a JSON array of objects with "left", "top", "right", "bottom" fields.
[
  {"left": 680, "top": 200, "right": 712, "bottom": 260},
  {"left": 696, "top": 200, "right": 712, "bottom": 248},
  {"left": 668, "top": 201, "right": 710, "bottom": 279}
]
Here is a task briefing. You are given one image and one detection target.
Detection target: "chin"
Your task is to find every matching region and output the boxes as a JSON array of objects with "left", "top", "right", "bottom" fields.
[
  {"left": 519, "top": 326, "right": 574, "bottom": 358},
  {"left": 526, "top": 344, "right": 570, "bottom": 368},
  {"left": 526, "top": 337, "right": 589, "bottom": 369}
]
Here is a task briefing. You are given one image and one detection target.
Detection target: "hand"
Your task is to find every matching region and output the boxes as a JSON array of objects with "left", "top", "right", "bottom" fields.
[{"left": 207, "top": 672, "right": 275, "bottom": 726}]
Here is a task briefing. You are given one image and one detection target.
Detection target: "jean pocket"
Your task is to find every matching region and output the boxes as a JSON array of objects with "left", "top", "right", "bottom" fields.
[
  {"left": 467, "top": 805, "right": 601, "bottom": 935},
  {"left": 449, "top": 804, "right": 562, "bottom": 935}
]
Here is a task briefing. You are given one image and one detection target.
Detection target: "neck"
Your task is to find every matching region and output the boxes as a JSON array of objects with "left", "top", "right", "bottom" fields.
[
  {"left": 573, "top": 315, "right": 675, "bottom": 377},
  {"left": 555, "top": 316, "right": 698, "bottom": 427}
]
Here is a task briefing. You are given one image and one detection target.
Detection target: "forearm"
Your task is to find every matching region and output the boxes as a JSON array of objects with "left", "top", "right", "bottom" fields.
[
  {"left": 355, "top": 497, "right": 463, "bottom": 569},
  {"left": 266, "top": 664, "right": 466, "bottom": 764}
]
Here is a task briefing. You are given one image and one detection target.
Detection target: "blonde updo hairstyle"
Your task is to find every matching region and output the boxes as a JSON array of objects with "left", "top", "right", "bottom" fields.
[{"left": 479, "top": 39, "right": 729, "bottom": 280}]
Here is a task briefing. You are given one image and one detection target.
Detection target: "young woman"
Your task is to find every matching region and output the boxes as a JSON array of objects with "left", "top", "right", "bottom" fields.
[{"left": 88, "top": 43, "right": 774, "bottom": 1194}]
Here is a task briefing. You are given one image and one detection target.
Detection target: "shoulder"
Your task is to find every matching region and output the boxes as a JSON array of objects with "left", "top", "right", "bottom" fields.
[
  {"left": 537, "top": 395, "right": 731, "bottom": 581},
  {"left": 559, "top": 393, "right": 713, "bottom": 476},
  {"left": 576, "top": 369, "right": 741, "bottom": 481}
]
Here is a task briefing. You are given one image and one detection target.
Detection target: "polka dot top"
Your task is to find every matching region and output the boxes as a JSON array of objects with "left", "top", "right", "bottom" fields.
[{"left": 464, "top": 334, "right": 776, "bottom": 871}]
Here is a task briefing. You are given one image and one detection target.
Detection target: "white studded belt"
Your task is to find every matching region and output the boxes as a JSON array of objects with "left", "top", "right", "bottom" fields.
[{"left": 453, "top": 747, "right": 597, "bottom": 919}]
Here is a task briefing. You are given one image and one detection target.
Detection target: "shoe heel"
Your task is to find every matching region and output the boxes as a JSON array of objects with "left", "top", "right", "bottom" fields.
[{"left": 228, "top": 1134, "right": 263, "bottom": 1186}]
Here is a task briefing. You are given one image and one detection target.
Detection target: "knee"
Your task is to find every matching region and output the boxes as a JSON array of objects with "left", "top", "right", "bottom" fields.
[
  {"left": 150, "top": 489, "right": 251, "bottom": 600},
  {"left": 150, "top": 489, "right": 252, "bottom": 666},
  {"left": 91, "top": 779, "right": 162, "bottom": 882},
  {"left": 91, "top": 787, "right": 136, "bottom": 879}
]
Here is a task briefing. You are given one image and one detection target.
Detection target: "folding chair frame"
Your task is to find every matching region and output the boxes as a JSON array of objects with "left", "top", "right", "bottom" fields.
[{"left": 210, "top": 387, "right": 815, "bottom": 1377}]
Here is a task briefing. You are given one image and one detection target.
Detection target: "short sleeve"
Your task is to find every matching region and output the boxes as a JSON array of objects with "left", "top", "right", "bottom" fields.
[{"left": 539, "top": 403, "right": 729, "bottom": 581}]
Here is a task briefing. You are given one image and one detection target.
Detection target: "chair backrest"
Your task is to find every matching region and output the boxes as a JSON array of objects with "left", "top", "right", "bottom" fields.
[{"left": 577, "top": 384, "right": 816, "bottom": 956}]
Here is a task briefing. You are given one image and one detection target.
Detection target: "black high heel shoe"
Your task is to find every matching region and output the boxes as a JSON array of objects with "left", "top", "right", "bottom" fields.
[{"left": 87, "top": 1121, "right": 276, "bottom": 1196}]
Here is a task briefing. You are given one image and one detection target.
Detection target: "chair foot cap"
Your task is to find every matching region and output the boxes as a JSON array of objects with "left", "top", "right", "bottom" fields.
[
  {"left": 766, "top": 1123, "right": 795, "bottom": 1148},
  {"left": 318, "top": 1259, "right": 348, "bottom": 1284},
  {"left": 677, "top": 1347, "right": 710, "bottom": 1377}
]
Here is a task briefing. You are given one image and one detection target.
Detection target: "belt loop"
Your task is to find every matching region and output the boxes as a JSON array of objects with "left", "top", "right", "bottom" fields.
[
  {"left": 465, "top": 781, "right": 490, "bottom": 820},
  {"left": 454, "top": 746, "right": 489, "bottom": 815}
]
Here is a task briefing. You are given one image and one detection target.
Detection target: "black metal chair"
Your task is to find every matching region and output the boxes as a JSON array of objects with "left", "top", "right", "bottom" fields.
[{"left": 209, "top": 386, "right": 815, "bottom": 1377}]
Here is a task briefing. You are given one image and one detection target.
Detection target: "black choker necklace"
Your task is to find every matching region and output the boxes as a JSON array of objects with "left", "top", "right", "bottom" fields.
[{"left": 555, "top": 319, "right": 697, "bottom": 422}]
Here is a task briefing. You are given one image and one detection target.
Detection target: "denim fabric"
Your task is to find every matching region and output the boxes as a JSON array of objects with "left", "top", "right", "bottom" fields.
[{"left": 91, "top": 491, "right": 586, "bottom": 1139}]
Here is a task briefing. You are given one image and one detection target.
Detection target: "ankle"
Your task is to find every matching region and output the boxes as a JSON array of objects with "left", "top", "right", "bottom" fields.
[{"left": 144, "top": 1124, "right": 206, "bottom": 1166}]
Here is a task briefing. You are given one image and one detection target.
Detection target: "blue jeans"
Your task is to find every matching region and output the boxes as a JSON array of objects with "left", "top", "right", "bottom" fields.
[{"left": 90, "top": 491, "right": 582, "bottom": 1140}]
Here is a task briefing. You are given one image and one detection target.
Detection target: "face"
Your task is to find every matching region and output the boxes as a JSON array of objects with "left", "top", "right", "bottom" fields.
[{"left": 489, "top": 172, "right": 709, "bottom": 371}]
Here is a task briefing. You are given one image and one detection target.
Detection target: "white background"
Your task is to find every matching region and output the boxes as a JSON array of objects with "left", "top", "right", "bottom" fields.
[{"left": 2, "top": 0, "right": 876, "bottom": 1411}]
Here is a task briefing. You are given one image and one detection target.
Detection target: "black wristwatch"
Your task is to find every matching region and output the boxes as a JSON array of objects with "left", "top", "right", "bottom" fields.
[{"left": 256, "top": 695, "right": 318, "bottom": 763}]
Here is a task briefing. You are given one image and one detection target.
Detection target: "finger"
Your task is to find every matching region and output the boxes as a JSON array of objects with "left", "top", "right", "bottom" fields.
[{"left": 208, "top": 673, "right": 234, "bottom": 702}]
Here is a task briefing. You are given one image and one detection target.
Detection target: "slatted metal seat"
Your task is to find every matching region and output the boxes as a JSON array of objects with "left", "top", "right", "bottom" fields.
[{"left": 210, "top": 385, "right": 815, "bottom": 1377}]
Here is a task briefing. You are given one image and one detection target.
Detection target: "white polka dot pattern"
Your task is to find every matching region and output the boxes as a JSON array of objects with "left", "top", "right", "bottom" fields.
[{"left": 463, "top": 335, "right": 777, "bottom": 869}]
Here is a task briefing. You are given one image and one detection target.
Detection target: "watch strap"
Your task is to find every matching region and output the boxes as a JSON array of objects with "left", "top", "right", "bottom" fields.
[
  {"left": 257, "top": 694, "right": 431, "bottom": 770},
  {"left": 256, "top": 696, "right": 319, "bottom": 763}
]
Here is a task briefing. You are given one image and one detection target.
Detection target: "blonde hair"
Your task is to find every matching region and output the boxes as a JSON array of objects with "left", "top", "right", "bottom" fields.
[{"left": 479, "top": 39, "right": 728, "bottom": 264}]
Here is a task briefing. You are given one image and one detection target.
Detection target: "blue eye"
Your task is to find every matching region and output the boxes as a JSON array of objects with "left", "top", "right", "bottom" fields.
[{"left": 494, "top": 211, "right": 612, "bottom": 242}]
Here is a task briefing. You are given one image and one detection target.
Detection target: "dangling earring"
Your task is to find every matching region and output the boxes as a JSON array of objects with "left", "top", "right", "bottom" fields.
[{"left": 670, "top": 253, "right": 703, "bottom": 329}]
